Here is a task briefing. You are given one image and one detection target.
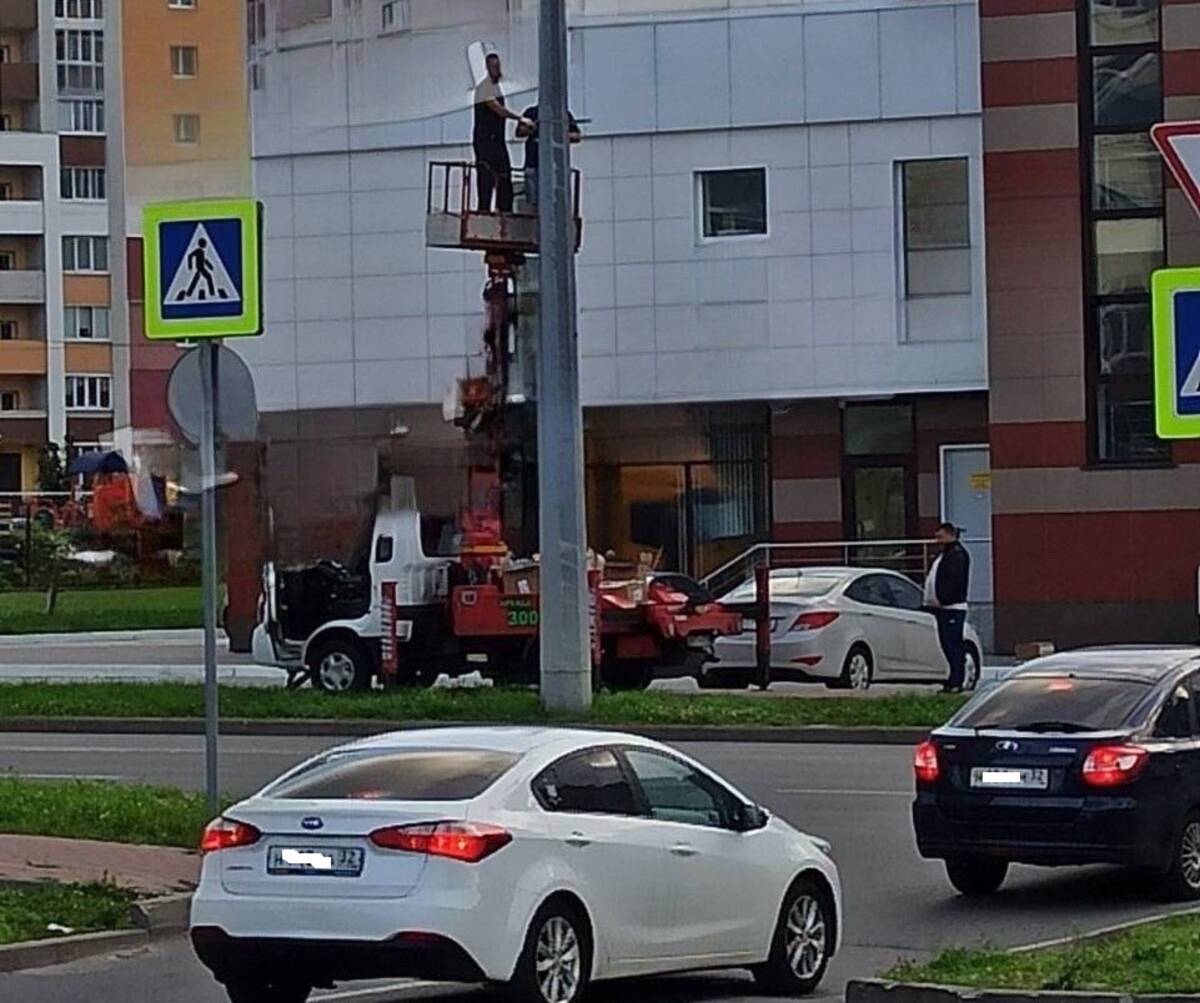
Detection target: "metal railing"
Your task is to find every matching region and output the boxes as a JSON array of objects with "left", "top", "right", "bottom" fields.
[{"left": 700, "top": 537, "right": 993, "bottom": 600}]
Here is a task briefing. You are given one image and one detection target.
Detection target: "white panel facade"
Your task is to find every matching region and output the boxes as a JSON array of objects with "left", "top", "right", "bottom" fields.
[{"left": 246, "top": 0, "right": 985, "bottom": 413}]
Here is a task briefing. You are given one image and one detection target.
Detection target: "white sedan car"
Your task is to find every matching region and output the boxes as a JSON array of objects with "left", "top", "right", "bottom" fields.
[
  {"left": 191, "top": 727, "right": 841, "bottom": 1003},
  {"left": 709, "top": 566, "right": 983, "bottom": 690}
]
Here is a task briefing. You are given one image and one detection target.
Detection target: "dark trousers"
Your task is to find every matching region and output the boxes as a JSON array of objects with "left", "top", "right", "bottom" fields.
[
  {"left": 935, "top": 608, "right": 967, "bottom": 689},
  {"left": 474, "top": 140, "right": 513, "bottom": 213}
]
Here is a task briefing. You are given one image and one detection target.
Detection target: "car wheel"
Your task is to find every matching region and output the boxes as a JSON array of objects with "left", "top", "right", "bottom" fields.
[
  {"left": 1158, "top": 811, "right": 1200, "bottom": 900},
  {"left": 945, "top": 857, "right": 1008, "bottom": 896},
  {"left": 508, "top": 898, "right": 592, "bottom": 1003},
  {"left": 833, "top": 645, "right": 872, "bottom": 691},
  {"left": 309, "top": 637, "right": 371, "bottom": 693},
  {"left": 225, "top": 980, "right": 311, "bottom": 1003},
  {"left": 752, "top": 876, "right": 833, "bottom": 996},
  {"left": 963, "top": 645, "right": 981, "bottom": 691}
]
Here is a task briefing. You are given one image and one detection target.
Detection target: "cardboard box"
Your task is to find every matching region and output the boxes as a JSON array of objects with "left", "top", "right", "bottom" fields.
[{"left": 503, "top": 564, "right": 539, "bottom": 596}]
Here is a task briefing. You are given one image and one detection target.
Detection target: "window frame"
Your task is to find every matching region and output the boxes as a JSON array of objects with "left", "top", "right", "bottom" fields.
[
  {"left": 695, "top": 166, "right": 769, "bottom": 243},
  {"left": 167, "top": 0, "right": 197, "bottom": 8},
  {"left": 64, "top": 373, "right": 112, "bottom": 412},
  {"left": 170, "top": 45, "right": 199, "bottom": 78},
  {"left": 55, "top": 0, "right": 104, "bottom": 19},
  {"left": 898, "top": 156, "right": 972, "bottom": 300},
  {"left": 62, "top": 235, "right": 109, "bottom": 274},
  {"left": 55, "top": 28, "right": 104, "bottom": 94},
  {"left": 1078, "top": 1, "right": 1167, "bottom": 466},
  {"left": 620, "top": 746, "right": 746, "bottom": 832},
  {"left": 60, "top": 166, "right": 106, "bottom": 201},
  {"left": 173, "top": 113, "right": 200, "bottom": 145},
  {"left": 0, "top": 182, "right": 12, "bottom": 201},
  {"left": 845, "top": 573, "right": 899, "bottom": 610},
  {"left": 0, "top": 390, "right": 19, "bottom": 412},
  {"left": 58, "top": 98, "right": 105, "bottom": 135},
  {"left": 0, "top": 251, "right": 16, "bottom": 271},
  {"left": 0, "top": 320, "right": 16, "bottom": 341},
  {"left": 64, "top": 305, "right": 110, "bottom": 341}
]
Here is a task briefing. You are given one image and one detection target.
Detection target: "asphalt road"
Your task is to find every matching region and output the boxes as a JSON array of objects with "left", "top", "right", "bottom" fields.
[{"left": 1, "top": 733, "right": 1194, "bottom": 1003}]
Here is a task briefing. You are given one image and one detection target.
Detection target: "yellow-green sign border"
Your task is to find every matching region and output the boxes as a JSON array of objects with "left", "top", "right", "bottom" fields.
[{"left": 143, "top": 199, "right": 263, "bottom": 340}]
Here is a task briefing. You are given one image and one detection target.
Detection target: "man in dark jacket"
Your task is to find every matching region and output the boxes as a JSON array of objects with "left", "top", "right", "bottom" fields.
[
  {"left": 924, "top": 522, "right": 971, "bottom": 693},
  {"left": 472, "top": 52, "right": 532, "bottom": 213}
]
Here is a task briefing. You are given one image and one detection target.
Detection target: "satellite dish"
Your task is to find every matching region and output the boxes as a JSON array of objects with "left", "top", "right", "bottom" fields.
[{"left": 167, "top": 344, "right": 258, "bottom": 445}]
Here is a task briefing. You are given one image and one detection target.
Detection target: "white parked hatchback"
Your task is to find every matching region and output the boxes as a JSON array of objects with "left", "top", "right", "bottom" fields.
[
  {"left": 710, "top": 567, "right": 983, "bottom": 690},
  {"left": 191, "top": 727, "right": 842, "bottom": 1003}
]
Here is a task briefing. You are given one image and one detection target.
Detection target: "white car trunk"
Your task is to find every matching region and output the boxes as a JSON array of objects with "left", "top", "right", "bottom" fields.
[{"left": 218, "top": 798, "right": 460, "bottom": 900}]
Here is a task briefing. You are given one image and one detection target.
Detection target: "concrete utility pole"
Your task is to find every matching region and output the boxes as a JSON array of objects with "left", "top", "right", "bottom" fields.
[{"left": 536, "top": 0, "right": 591, "bottom": 711}]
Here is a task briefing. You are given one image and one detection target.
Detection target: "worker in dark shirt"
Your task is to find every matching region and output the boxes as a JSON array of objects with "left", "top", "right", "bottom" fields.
[
  {"left": 515, "top": 104, "right": 582, "bottom": 210},
  {"left": 473, "top": 52, "right": 531, "bottom": 213}
]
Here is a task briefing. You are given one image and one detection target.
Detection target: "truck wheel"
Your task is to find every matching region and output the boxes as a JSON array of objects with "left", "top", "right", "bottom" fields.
[
  {"left": 600, "top": 660, "right": 653, "bottom": 691},
  {"left": 309, "top": 637, "right": 371, "bottom": 693}
]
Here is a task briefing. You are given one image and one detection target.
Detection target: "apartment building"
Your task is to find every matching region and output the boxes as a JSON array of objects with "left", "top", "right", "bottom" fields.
[{"left": 0, "top": 0, "right": 248, "bottom": 493}]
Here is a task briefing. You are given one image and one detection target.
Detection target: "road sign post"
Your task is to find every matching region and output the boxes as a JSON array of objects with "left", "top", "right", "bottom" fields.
[{"left": 143, "top": 199, "right": 263, "bottom": 816}]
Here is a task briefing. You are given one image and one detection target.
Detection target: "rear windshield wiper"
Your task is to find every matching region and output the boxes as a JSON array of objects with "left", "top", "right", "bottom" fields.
[{"left": 994, "top": 720, "right": 1093, "bottom": 734}]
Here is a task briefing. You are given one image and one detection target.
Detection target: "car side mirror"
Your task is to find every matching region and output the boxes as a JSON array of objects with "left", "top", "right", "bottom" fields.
[{"left": 736, "top": 803, "right": 769, "bottom": 832}]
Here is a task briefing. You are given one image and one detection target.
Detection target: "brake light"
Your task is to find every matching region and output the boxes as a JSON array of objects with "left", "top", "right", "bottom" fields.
[
  {"left": 200, "top": 817, "right": 262, "bottom": 853},
  {"left": 370, "top": 822, "right": 512, "bottom": 863},
  {"left": 1082, "top": 744, "right": 1149, "bottom": 787},
  {"left": 913, "top": 740, "right": 940, "bottom": 784},
  {"left": 791, "top": 611, "right": 839, "bottom": 632}
]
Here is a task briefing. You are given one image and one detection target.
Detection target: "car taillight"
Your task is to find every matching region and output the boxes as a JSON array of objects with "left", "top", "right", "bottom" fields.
[
  {"left": 790, "top": 611, "right": 839, "bottom": 632},
  {"left": 369, "top": 822, "right": 512, "bottom": 863},
  {"left": 913, "top": 740, "right": 940, "bottom": 785},
  {"left": 1082, "top": 744, "right": 1149, "bottom": 787},
  {"left": 200, "top": 817, "right": 262, "bottom": 853}
]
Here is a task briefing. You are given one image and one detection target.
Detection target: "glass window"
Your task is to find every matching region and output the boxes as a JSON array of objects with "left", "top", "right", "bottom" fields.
[
  {"left": 168, "top": 0, "right": 197, "bottom": 8},
  {"left": 1093, "top": 134, "right": 1162, "bottom": 211},
  {"left": 843, "top": 404, "right": 913, "bottom": 456},
  {"left": 1098, "top": 302, "right": 1151, "bottom": 375},
  {"left": 58, "top": 98, "right": 104, "bottom": 133},
  {"left": 65, "top": 306, "right": 110, "bottom": 340},
  {"left": 170, "top": 45, "right": 198, "bottom": 77},
  {"left": 845, "top": 574, "right": 897, "bottom": 608},
  {"left": 1154, "top": 684, "right": 1194, "bottom": 739},
  {"left": 62, "top": 236, "right": 108, "bottom": 273},
  {"left": 56, "top": 29, "right": 104, "bottom": 93},
  {"left": 263, "top": 749, "right": 520, "bottom": 801},
  {"left": 902, "top": 158, "right": 971, "bottom": 297},
  {"left": 374, "top": 536, "right": 394, "bottom": 563},
  {"left": 699, "top": 168, "right": 767, "bottom": 239},
  {"left": 723, "top": 571, "right": 844, "bottom": 602},
  {"left": 0, "top": 321, "right": 15, "bottom": 341},
  {"left": 1090, "top": 0, "right": 1159, "bottom": 46},
  {"left": 0, "top": 252, "right": 14, "bottom": 271},
  {"left": 884, "top": 575, "right": 925, "bottom": 612},
  {"left": 0, "top": 391, "right": 17, "bottom": 411},
  {"left": 624, "top": 749, "right": 739, "bottom": 829},
  {"left": 64, "top": 374, "right": 112, "bottom": 410},
  {"left": 173, "top": 113, "right": 200, "bottom": 144},
  {"left": 1093, "top": 52, "right": 1160, "bottom": 128},
  {"left": 953, "top": 675, "right": 1154, "bottom": 732},
  {"left": 535, "top": 748, "right": 638, "bottom": 816},
  {"left": 60, "top": 167, "right": 106, "bottom": 201},
  {"left": 1097, "top": 380, "right": 1164, "bottom": 460},
  {"left": 1094, "top": 218, "right": 1163, "bottom": 295}
]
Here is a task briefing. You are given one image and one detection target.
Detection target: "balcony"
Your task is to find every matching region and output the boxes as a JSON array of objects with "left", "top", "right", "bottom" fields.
[
  {"left": 0, "top": 63, "right": 38, "bottom": 104},
  {"left": 0, "top": 0, "right": 37, "bottom": 31},
  {"left": 0, "top": 340, "right": 46, "bottom": 375},
  {"left": 0, "top": 271, "right": 44, "bottom": 304},
  {"left": 0, "top": 200, "right": 44, "bottom": 235}
]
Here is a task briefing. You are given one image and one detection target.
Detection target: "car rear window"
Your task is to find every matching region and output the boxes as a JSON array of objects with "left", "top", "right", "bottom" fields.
[
  {"left": 725, "top": 574, "right": 843, "bottom": 601},
  {"left": 264, "top": 749, "right": 520, "bottom": 801},
  {"left": 952, "top": 675, "right": 1153, "bottom": 732}
]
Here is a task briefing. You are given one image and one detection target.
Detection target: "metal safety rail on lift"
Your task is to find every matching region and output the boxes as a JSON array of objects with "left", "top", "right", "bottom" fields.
[{"left": 425, "top": 161, "right": 583, "bottom": 258}]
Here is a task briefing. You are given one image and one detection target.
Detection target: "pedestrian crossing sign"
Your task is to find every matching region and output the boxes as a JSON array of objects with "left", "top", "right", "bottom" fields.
[
  {"left": 1152, "top": 267, "right": 1200, "bottom": 438},
  {"left": 143, "top": 199, "right": 263, "bottom": 340}
]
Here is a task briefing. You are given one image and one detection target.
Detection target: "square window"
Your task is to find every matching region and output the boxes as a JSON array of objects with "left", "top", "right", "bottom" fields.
[
  {"left": 698, "top": 168, "right": 767, "bottom": 239},
  {"left": 1092, "top": 51, "right": 1161, "bottom": 128},
  {"left": 171, "top": 45, "right": 198, "bottom": 77},
  {"left": 843, "top": 404, "right": 914, "bottom": 456},
  {"left": 0, "top": 321, "right": 15, "bottom": 340},
  {"left": 1094, "top": 217, "right": 1164, "bottom": 295},
  {"left": 1098, "top": 301, "right": 1151, "bottom": 376},
  {"left": 0, "top": 251, "right": 15, "bottom": 271},
  {"left": 1096, "top": 379, "right": 1167, "bottom": 461},
  {"left": 1090, "top": 0, "right": 1159, "bottom": 46},
  {"left": 1093, "top": 134, "right": 1162, "bottom": 211},
  {"left": 174, "top": 113, "right": 200, "bottom": 144},
  {"left": 0, "top": 391, "right": 18, "bottom": 412}
]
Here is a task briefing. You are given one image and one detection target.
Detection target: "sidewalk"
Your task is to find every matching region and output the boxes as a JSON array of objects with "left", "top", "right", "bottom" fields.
[{"left": 0, "top": 836, "right": 199, "bottom": 894}]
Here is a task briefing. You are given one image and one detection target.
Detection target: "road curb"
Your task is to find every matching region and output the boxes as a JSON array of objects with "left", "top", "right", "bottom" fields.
[
  {"left": 129, "top": 893, "right": 192, "bottom": 935},
  {"left": 849, "top": 979, "right": 1200, "bottom": 1003},
  {"left": 0, "top": 716, "right": 932, "bottom": 744},
  {"left": 0, "top": 928, "right": 149, "bottom": 973}
]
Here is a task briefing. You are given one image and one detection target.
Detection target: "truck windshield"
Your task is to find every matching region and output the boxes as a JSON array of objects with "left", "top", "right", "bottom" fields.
[
  {"left": 951, "top": 675, "right": 1153, "bottom": 733},
  {"left": 264, "top": 748, "right": 521, "bottom": 801}
]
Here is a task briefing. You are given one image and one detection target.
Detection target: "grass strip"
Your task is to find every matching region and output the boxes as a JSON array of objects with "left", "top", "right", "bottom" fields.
[
  {"left": 0, "top": 587, "right": 202, "bottom": 635},
  {"left": 885, "top": 913, "right": 1200, "bottom": 994},
  {"left": 0, "top": 882, "right": 136, "bottom": 946},
  {"left": 0, "top": 682, "right": 968, "bottom": 729}
]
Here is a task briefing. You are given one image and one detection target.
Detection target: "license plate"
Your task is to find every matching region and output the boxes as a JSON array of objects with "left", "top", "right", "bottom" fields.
[
  {"left": 970, "top": 767, "right": 1049, "bottom": 790},
  {"left": 267, "top": 845, "right": 364, "bottom": 877}
]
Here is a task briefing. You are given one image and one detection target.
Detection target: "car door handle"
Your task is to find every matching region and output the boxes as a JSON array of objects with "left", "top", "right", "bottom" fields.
[
  {"left": 564, "top": 831, "right": 592, "bottom": 848},
  {"left": 669, "top": 842, "right": 698, "bottom": 857}
]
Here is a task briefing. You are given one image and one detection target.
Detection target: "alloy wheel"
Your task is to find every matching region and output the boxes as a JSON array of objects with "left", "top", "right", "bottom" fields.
[
  {"left": 535, "top": 915, "right": 581, "bottom": 1003},
  {"left": 964, "top": 649, "right": 980, "bottom": 690},
  {"left": 848, "top": 652, "right": 871, "bottom": 690},
  {"left": 1182, "top": 821, "right": 1200, "bottom": 890},
  {"left": 318, "top": 651, "right": 356, "bottom": 692},
  {"left": 785, "top": 894, "right": 827, "bottom": 981}
]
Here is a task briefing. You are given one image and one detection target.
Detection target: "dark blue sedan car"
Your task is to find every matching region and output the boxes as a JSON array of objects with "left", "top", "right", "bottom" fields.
[{"left": 912, "top": 647, "right": 1200, "bottom": 898}]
